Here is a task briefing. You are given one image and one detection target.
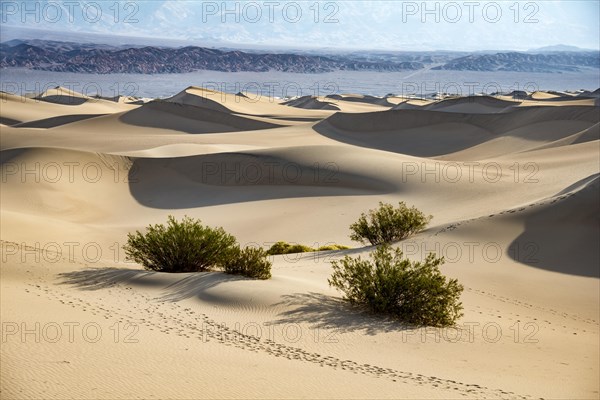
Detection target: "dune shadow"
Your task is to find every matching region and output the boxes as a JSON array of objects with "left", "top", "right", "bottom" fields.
[
  {"left": 282, "top": 95, "right": 341, "bottom": 111},
  {"left": 267, "top": 292, "right": 410, "bottom": 336},
  {"left": 506, "top": 174, "right": 600, "bottom": 278},
  {"left": 118, "top": 101, "right": 281, "bottom": 134},
  {"left": 326, "top": 94, "right": 397, "bottom": 108},
  {"left": 423, "top": 95, "right": 521, "bottom": 112},
  {"left": 14, "top": 114, "right": 108, "bottom": 128},
  {"left": 313, "top": 106, "right": 600, "bottom": 157},
  {"left": 0, "top": 116, "right": 21, "bottom": 126},
  {"left": 259, "top": 115, "right": 324, "bottom": 122},
  {"left": 127, "top": 151, "right": 397, "bottom": 209},
  {"left": 36, "top": 96, "right": 88, "bottom": 105},
  {"left": 0, "top": 148, "right": 27, "bottom": 163}
]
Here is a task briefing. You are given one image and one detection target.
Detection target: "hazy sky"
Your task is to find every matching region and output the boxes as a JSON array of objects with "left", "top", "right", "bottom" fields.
[{"left": 1, "top": 1, "right": 599, "bottom": 50}]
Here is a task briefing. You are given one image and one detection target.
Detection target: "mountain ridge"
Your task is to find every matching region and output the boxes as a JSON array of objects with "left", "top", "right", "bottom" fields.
[{"left": 1, "top": 39, "right": 598, "bottom": 74}]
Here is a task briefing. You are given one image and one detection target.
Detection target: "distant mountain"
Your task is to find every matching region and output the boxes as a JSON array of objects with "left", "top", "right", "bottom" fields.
[
  {"left": 0, "top": 40, "right": 422, "bottom": 74},
  {"left": 528, "top": 44, "right": 598, "bottom": 53},
  {"left": 2, "top": 40, "right": 599, "bottom": 74},
  {"left": 432, "top": 52, "right": 599, "bottom": 73}
]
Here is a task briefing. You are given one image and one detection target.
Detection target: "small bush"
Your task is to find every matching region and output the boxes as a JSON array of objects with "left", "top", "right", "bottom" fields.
[
  {"left": 286, "top": 243, "right": 314, "bottom": 254},
  {"left": 123, "top": 215, "right": 236, "bottom": 273},
  {"left": 328, "top": 245, "right": 463, "bottom": 327},
  {"left": 349, "top": 202, "right": 431, "bottom": 245},
  {"left": 266, "top": 241, "right": 311, "bottom": 255},
  {"left": 317, "top": 244, "right": 351, "bottom": 251},
  {"left": 265, "top": 241, "right": 290, "bottom": 255},
  {"left": 223, "top": 246, "right": 272, "bottom": 279},
  {"left": 267, "top": 241, "right": 350, "bottom": 255}
]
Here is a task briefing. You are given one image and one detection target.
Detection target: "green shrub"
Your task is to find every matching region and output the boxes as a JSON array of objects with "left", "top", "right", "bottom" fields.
[
  {"left": 123, "top": 215, "right": 236, "bottom": 273},
  {"left": 287, "top": 244, "right": 314, "bottom": 253},
  {"left": 317, "top": 244, "right": 351, "bottom": 251},
  {"left": 350, "top": 202, "right": 431, "bottom": 245},
  {"left": 223, "top": 246, "right": 272, "bottom": 280},
  {"left": 266, "top": 241, "right": 311, "bottom": 255},
  {"left": 267, "top": 241, "right": 351, "bottom": 255},
  {"left": 266, "top": 241, "right": 291, "bottom": 255},
  {"left": 328, "top": 244, "right": 463, "bottom": 327}
]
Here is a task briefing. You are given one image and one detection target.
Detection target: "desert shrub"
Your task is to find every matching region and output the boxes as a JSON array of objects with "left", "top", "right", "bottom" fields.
[
  {"left": 328, "top": 244, "right": 463, "bottom": 327},
  {"left": 349, "top": 202, "right": 431, "bottom": 245},
  {"left": 267, "top": 241, "right": 312, "bottom": 255},
  {"left": 287, "top": 244, "right": 314, "bottom": 254},
  {"left": 267, "top": 241, "right": 351, "bottom": 255},
  {"left": 223, "top": 246, "right": 272, "bottom": 280},
  {"left": 123, "top": 215, "right": 236, "bottom": 273},
  {"left": 266, "top": 241, "right": 291, "bottom": 255},
  {"left": 317, "top": 244, "right": 351, "bottom": 251}
]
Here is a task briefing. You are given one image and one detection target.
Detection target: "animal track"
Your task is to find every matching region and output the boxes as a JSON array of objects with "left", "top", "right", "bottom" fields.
[
  {"left": 25, "top": 281, "right": 534, "bottom": 400},
  {"left": 467, "top": 287, "right": 599, "bottom": 327},
  {"left": 434, "top": 190, "right": 579, "bottom": 236}
]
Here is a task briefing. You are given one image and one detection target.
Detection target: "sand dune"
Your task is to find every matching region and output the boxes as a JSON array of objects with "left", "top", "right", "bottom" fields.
[
  {"left": 119, "top": 101, "right": 284, "bottom": 133},
  {"left": 1, "top": 87, "right": 599, "bottom": 399},
  {"left": 421, "top": 95, "right": 521, "bottom": 114},
  {"left": 393, "top": 98, "right": 435, "bottom": 110},
  {"left": 13, "top": 113, "right": 109, "bottom": 129},
  {"left": 94, "top": 94, "right": 144, "bottom": 104},
  {"left": 165, "top": 86, "right": 333, "bottom": 120},
  {"left": 35, "top": 86, "right": 94, "bottom": 105},
  {"left": 506, "top": 174, "right": 599, "bottom": 277},
  {"left": 439, "top": 121, "right": 599, "bottom": 160},
  {"left": 0, "top": 90, "right": 135, "bottom": 126},
  {"left": 530, "top": 90, "right": 562, "bottom": 100},
  {"left": 525, "top": 123, "right": 600, "bottom": 151},
  {"left": 316, "top": 106, "right": 600, "bottom": 158},
  {"left": 326, "top": 93, "right": 397, "bottom": 107},
  {"left": 503, "top": 90, "right": 529, "bottom": 99},
  {"left": 282, "top": 95, "right": 341, "bottom": 110},
  {"left": 505, "top": 90, "right": 599, "bottom": 106}
]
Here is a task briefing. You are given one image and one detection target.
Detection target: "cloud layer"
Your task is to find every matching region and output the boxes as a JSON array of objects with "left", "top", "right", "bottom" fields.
[{"left": 1, "top": 1, "right": 598, "bottom": 50}]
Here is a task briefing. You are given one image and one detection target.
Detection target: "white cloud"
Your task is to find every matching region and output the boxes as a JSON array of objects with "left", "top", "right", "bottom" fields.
[{"left": 2, "top": 0, "right": 597, "bottom": 50}]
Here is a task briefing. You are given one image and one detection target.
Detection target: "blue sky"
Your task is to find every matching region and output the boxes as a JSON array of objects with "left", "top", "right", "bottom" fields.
[{"left": 1, "top": 1, "right": 599, "bottom": 50}]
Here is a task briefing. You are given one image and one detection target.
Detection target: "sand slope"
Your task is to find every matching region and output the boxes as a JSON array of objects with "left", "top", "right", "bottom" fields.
[
  {"left": 282, "top": 95, "right": 341, "bottom": 110},
  {"left": 316, "top": 106, "right": 599, "bottom": 158},
  {"left": 1, "top": 87, "right": 599, "bottom": 399},
  {"left": 0, "top": 90, "right": 136, "bottom": 126}
]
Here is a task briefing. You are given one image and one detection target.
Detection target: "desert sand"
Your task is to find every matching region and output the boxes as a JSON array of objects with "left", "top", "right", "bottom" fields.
[{"left": 1, "top": 86, "right": 599, "bottom": 399}]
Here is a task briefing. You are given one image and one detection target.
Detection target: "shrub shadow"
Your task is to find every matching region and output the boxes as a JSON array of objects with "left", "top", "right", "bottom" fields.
[
  {"left": 57, "top": 268, "right": 157, "bottom": 290},
  {"left": 157, "top": 272, "right": 246, "bottom": 302},
  {"left": 58, "top": 267, "right": 245, "bottom": 302},
  {"left": 267, "top": 292, "right": 411, "bottom": 336}
]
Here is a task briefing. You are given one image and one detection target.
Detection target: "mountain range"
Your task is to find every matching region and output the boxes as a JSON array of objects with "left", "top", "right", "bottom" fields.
[{"left": 1, "top": 39, "right": 598, "bottom": 74}]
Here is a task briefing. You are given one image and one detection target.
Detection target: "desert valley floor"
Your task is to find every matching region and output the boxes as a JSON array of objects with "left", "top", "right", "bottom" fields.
[{"left": 1, "top": 87, "right": 599, "bottom": 399}]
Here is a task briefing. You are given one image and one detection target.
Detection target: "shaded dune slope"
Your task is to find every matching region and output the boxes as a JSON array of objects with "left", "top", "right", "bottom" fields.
[
  {"left": 430, "top": 174, "right": 600, "bottom": 278},
  {"left": 316, "top": 106, "right": 600, "bottom": 158},
  {"left": 118, "top": 101, "right": 283, "bottom": 133},
  {"left": 127, "top": 145, "right": 399, "bottom": 209},
  {"left": 13, "top": 114, "right": 109, "bottom": 129},
  {"left": 420, "top": 96, "right": 521, "bottom": 114},
  {"left": 0, "top": 146, "right": 397, "bottom": 215},
  {"left": 326, "top": 94, "right": 396, "bottom": 107},
  {"left": 164, "top": 86, "right": 332, "bottom": 120},
  {"left": 0, "top": 90, "right": 135, "bottom": 125},
  {"left": 282, "top": 96, "right": 340, "bottom": 110},
  {"left": 505, "top": 174, "right": 599, "bottom": 277}
]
